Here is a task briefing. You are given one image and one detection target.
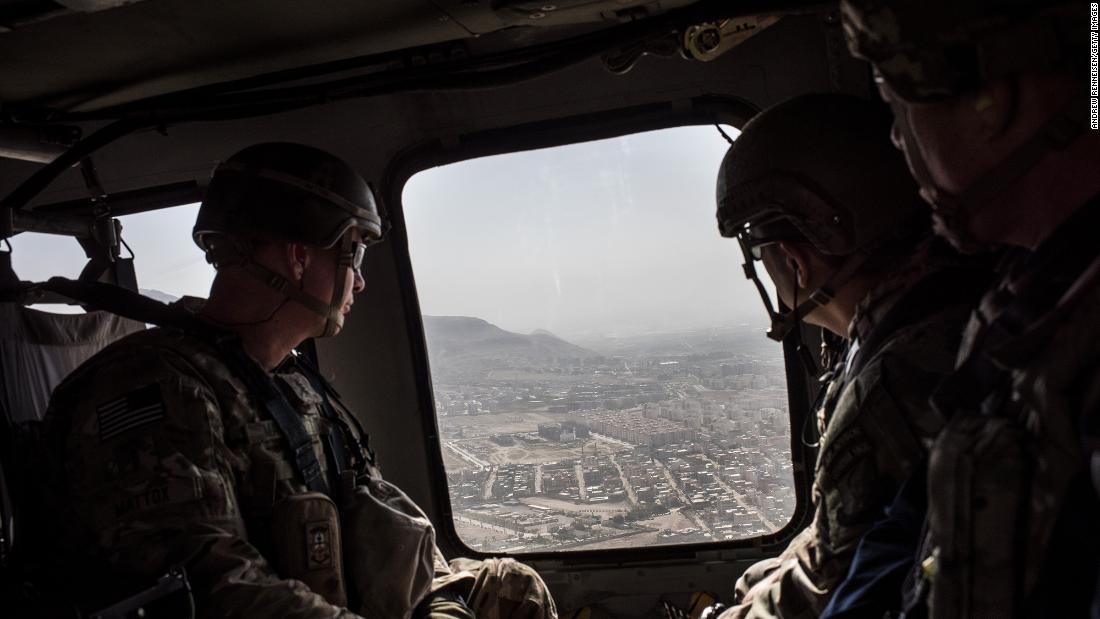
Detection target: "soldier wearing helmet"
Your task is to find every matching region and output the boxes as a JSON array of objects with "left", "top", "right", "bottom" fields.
[
  {"left": 36, "top": 143, "right": 558, "bottom": 619},
  {"left": 707, "top": 94, "right": 989, "bottom": 619},
  {"left": 841, "top": 0, "right": 1100, "bottom": 616}
]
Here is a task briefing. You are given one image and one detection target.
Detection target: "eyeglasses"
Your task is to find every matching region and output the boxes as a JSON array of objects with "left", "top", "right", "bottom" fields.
[
  {"left": 351, "top": 241, "right": 367, "bottom": 272},
  {"left": 338, "top": 234, "right": 369, "bottom": 277},
  {"left": 739, "top": 235, "right": 787, "bottom": 260}
]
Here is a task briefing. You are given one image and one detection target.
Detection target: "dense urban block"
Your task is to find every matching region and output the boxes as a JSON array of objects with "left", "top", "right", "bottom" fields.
[{"left": 425, "top": 316, "right": 796, "bottom": 552}]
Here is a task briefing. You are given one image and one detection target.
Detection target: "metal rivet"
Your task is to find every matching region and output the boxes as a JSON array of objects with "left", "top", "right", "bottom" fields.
[
  {"left": 541, "top": 4, "right": 557, "bottom": 10},
  {"left": 529, "top": 12, "right": 546, "bottom": 19}
]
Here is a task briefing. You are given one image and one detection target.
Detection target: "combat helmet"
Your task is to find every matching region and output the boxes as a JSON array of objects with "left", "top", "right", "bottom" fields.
[
  {"left": 194, "top": 142, "right": 385, "bottom": 337},
  {"left": 840, "top": 0, "right": 1087, "bottom": 251},
  {"left": 716, "top": 93, "right": 926, "bottom": 341},
  {"left": 841, "top": 0, "right": 1083, "bottom": 103}
]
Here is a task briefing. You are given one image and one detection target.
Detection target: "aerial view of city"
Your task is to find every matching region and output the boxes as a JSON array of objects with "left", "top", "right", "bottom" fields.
[{"left": 424, "top": 315, "right": 796, "bottom": 553}]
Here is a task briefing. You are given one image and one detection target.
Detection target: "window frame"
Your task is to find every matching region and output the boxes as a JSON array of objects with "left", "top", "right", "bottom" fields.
[{"left": 382, "top": 95, "right": 819, "bottom": 562}]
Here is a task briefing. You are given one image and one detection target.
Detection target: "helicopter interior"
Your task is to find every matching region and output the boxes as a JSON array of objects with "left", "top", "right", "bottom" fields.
[{"left": 1, "top": 1, "right": 880, "bottom": 615}]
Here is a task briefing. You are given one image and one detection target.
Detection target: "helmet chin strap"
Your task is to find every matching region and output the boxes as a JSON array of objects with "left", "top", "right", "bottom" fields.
[
  {"left": 737, "top": 233, "right": 868, "bottom": 343},
  {"left": 891, "top": 94, "right": 1087, "bottom": 254},
  {"left": 206, "top": 234, "right": 354, "bottom": 338},
  {"left": 319, "top": 233, "right": 356, "bottom": 338},
  {"left": 765, "top": 252, "right": 868, "bottom": 343}
]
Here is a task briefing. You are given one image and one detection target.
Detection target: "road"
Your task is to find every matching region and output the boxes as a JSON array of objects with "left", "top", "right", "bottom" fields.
[
  {"left": 445, "top": 440, "right": 489, "bottom": 469},
  {"left": 455, "top": 514, "right": 534, "bottom": 538},
  {"left": 547, "top": 527, "right": 653, "bottom": 551},
  {"left": 589, "top": 432, "right": 635, "bottom": 449},
  {"left": 696, "top": 452, "right": 779, "bottom": 531},
  {"left": 609, "top": 454, "right": 638, "bottom": 506},
  {"left": 574, "top": 463, "right": 587, "bottom": 501},
  {"left": 482, "top": 465, "right": 497, "bottom": 500},
  {"left": 652, "top": 458, "right": 713, "bottom": 534}
]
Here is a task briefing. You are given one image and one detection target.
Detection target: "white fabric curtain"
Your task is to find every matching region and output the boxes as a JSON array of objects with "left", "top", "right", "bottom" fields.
[{"left": 0, "top": 304, "right": 144, "bottom": 423}]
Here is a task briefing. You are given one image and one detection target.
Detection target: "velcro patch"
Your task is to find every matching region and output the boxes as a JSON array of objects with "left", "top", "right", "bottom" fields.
[
  {"left": 306, "top": 520, "right": 334, "bottom": 570},
  {"left": 97, "top": 383, "right": 166, "bottom": 442}
]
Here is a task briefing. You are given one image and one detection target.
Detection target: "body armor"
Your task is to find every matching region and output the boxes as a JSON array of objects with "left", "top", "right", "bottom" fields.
[
  {"left": 907, "top": 199, "right": 1100, "bottom": 618},
  {"left": 722, "top": 253, "right": 986, "bottom": 619}
]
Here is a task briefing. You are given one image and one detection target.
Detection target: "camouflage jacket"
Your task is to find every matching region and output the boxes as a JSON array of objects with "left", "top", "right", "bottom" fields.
[
  {"left": 36, "top": 324, "right": 471, "bottom": 618},
  {"left": 916, "top": 200, "right": 1100, "bottom": 618},
  {"left": 724, "top": 256, "right": 986, "bottom": 619}
]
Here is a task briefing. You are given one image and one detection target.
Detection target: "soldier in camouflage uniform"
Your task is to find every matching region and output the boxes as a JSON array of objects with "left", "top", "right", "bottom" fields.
[
  {"left": 37, "top": 142, "right": 558, "bottom": 619},
  {"left": 840, "top": 0, "right": 1100, "bottom": 616},
  {"left": 707, "top": 94, "right": 989, "bottom": 619}
]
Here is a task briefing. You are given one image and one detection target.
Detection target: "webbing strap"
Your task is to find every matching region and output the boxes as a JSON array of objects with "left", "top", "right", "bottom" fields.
[
  {"left": 297, "top": 358, "right": 378, "bottom": 470},
  {"left": 34, "top": 277, "right": 331, "bottom": 496},
  {"left": 295, "top": 363, "right": 351, "bottom": 480},
  {"left": 225, "top": 346, "right": 329, "bottom": 496},
  {"left": 296, "top": 356, "right": 376, "bottom": 469}
]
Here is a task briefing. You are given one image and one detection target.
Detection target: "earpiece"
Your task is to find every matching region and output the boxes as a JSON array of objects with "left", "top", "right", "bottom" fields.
[{"left": 974, "top": 93, "right": 994, "bottom": 113}]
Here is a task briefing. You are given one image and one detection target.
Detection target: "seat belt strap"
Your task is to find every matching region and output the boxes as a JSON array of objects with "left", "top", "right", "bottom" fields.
[
  {"left": 216, "top": 342, "right": 330, "bottom": 496},
  {"left": 35, "top": 276, "right": 332, "bottom": 496}
]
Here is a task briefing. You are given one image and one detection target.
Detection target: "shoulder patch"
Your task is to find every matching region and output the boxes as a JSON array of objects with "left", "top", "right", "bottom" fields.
[{"left": 97, "top": 383, "right": 166, "bottom": 442}]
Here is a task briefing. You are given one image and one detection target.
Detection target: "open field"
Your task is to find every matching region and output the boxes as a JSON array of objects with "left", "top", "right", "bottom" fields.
[
  {"left": 636, "top": 508, "right": 696, "bottom": 532},
  {"left": 521, "top": 496, "right": 631, "bottom": 516},
  {"left": 439, "top": 411, "right": 561, "bottom": 436},
  {"left": 438, "top": 409, "right": 637, "bottom": 468},
  {"left": 441, "top": 446, "right": 473, "bottom": 472},
  {"left": 483, "top": 370, "right": 636, "bottom": 385},
  {"left": 452, "top": 437, "right": 629, "bottom": 465}
]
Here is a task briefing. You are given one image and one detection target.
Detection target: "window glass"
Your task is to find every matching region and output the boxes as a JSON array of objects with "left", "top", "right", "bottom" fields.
[
  {"left": 117, "top": 204, "right": 212, "bottom": 301},
  {"left": 7, "top": 204, "right": 212, "bottom": 312},
  {"left": 403, "top": 125, "right": 796, "bottom": 552}
]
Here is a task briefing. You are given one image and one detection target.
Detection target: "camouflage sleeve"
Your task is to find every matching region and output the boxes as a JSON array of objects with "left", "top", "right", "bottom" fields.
[
  {"left": 731, "top": 530, "right": 805, "bottom": 603},
  {"left": 51, "top": 349, "right": 363, "bottom": 618},
  {"left": 417, "top": 591, "right": 477, "bottom": 619},
  {"left": 722, "top": 326, "right": 953, "bottom": 619},
  {"left": 721, "top": 502, "right": 827, "bottom": 619}
]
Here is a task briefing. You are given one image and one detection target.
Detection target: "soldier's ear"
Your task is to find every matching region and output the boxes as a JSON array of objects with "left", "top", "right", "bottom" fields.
[
  {"left": 777, "top": 242, "right": 812, "bottom": 290},
  {"left": 286, "top": 243, "right": 311, "bottom": 279}
]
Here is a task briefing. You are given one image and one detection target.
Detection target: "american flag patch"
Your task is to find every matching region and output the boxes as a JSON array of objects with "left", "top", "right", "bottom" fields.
[{"left": 97, "top": 383, "right": 166, "bottom": 442}]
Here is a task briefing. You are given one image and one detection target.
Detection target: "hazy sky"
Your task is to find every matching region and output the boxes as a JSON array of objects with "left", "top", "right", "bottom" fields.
[
  {"left": 10, "top": 125, "right": 775, "bottom": 337},
  {"left": 404, "top": 125, "right": 774, "bottom": 339}
]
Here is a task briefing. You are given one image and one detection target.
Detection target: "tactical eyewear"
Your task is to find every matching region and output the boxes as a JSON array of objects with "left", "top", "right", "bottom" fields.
[
  {"left": 872, "top": 67, "right": 957, "bottom": 105},
  {"left": 350, "top": 241, "right": 367, "bottom": 272},
  {"left": 337, "top": 233, "right": 369, "bottom": 278},
  {"left": 741, "top": 235, "right": 788, "bottom": 261}
]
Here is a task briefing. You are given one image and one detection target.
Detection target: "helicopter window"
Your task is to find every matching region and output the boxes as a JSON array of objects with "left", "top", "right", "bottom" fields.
[
  {"left": 403, "top": 124, "right": 797, "bottom": 553},
  {"left": 8, "top": 203, "right": 213, "bottom": 312},
  {"left": 113, "top": 204, "right": 212, "bottom": 302}
]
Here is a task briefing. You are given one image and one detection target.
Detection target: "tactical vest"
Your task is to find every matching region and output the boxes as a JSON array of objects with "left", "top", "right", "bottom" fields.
[
  {"left": 912, "top": 199, "right": 1100, "bottom": 618},
  {"left": 727, "top": 259, "right": 987, "bottom": 619}
]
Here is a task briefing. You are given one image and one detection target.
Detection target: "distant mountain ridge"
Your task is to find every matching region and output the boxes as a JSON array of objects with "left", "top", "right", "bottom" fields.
[
  {"left": 422, "top": 315, "right": 598, "bottom": 363},
  {"left": 140, "top": 289, "right": 180, "bottom": 304}
]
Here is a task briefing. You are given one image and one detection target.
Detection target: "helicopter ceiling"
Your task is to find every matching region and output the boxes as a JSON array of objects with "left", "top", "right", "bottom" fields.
[{"left": 0, "top": 0, "right": 822, "bottom": 114}]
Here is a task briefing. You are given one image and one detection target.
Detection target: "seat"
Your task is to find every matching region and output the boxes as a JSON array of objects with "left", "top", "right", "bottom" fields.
[
  {"left": 0, "top": 251, "right": 154, "bottom": 617},
  {"left": 0, "top": 302, "right": 145, "bottom": 424}
]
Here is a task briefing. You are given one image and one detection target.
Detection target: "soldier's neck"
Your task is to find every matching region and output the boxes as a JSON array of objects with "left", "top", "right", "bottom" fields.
[
  {"left": 805, "top": 278, "right": 870, "bottom": 339},
  {"left": 995, "top": 132, "right": 1100, "bottom": 250},
  {"left": 228, "top": 323, "right": 300, "bottom": 371},
  {"left": 202, "top": 286, "right": 309, "bottom": 371}
]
